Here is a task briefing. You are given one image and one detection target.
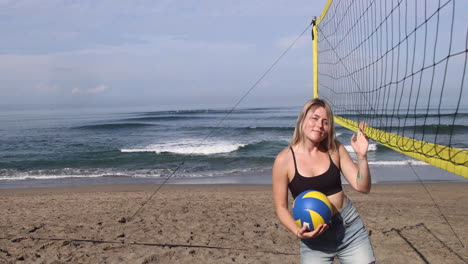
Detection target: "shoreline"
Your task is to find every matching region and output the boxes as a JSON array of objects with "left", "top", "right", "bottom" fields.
[
  {"left": 1, "top": 164, "right": 467, "bottom": 190},
  {"left": 0, "top": 180, "right": 467, "bottom": 193},
  {"left": 1, "top": 183, "right": 467, "bottom": 263}
]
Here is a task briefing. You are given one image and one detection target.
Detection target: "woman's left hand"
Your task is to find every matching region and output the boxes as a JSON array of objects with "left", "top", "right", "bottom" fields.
[
  {"left": 297, "top": 224, "right": 328, "bottom": 239},
  {"left": 350, "top": 121, "right": 369, "bottom": 158}
]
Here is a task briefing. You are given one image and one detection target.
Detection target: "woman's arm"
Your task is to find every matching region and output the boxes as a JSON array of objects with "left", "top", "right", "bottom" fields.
[
  {"left": 272, "top": 149, "right": 327, "bottom": 239},
  {"left": 339, "top": 121, "right": 371, "bottom": 194},
  {"left": 272, "top": 150, "right": 298, "bottom": 235}
]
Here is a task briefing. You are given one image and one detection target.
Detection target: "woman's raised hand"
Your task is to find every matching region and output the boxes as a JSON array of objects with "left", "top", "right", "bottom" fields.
[{"left": 350, "top": 121, "right": 369, "bottom": 158}]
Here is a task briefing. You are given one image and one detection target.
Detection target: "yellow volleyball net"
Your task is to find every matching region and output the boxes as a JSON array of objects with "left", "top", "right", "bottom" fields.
[{"left": 313, "top": 0, "right": 468, "bottom": 177}]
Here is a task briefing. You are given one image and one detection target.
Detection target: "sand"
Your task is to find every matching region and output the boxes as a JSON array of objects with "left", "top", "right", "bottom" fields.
[{"left": 0, "top": 183, "right": 467, "bottom": 263}]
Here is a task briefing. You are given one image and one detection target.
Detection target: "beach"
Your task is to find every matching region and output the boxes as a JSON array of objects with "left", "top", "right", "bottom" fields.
[
  {"left": 1, "top": 106, "right": 467, "bottom": 264},
  {"left": 0, "top": 183, "right": 467, "bottom": 263},
  {"left": 1, "top": 1, "right": 467, "bottom": 263}
]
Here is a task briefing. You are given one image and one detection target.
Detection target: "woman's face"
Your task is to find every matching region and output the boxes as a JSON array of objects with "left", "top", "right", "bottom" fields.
[{"left": 302, "top": 106, "right": 329, "bottom": 143}]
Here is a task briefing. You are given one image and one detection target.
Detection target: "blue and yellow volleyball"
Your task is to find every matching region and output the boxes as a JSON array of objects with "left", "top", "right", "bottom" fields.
[{"left": 292, "top": 190, "right": 332, "bottom": 231}]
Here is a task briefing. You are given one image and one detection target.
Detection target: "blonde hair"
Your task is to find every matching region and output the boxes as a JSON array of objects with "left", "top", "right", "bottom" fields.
[{"left": 289, "top": 98, "right": 337, "bottom": 152}]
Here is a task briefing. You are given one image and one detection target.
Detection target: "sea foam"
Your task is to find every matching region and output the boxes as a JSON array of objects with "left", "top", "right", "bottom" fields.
[
  {"left": 344, "top": 144, "right": 378, "bottom": 153},
  {"left": 368, "top": 160, "right": 428, "bottom": 166},
  {"left": 121, "top": 140, "right": 246, "bottom": 155}
]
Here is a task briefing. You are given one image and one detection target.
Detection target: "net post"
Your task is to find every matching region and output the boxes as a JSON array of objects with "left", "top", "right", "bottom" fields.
[{"left": 312, "top": 17, "right": 318, "bottom": 99}]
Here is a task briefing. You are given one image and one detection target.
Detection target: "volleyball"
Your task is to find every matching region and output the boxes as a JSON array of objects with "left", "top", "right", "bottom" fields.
[{"left": 292, "top": 190, "right": 332, "bottom": 231}]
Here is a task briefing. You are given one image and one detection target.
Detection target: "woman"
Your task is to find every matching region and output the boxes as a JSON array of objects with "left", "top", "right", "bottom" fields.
[{"left": 272, "top": 98, "right": 376, "bottom": 263}]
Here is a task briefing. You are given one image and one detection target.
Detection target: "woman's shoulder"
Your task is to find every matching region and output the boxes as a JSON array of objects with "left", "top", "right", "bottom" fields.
[
  {"left": 330, "top": 139, "right": 347, "bottom": 160},
  {"left": 273, "top": 147, "right": 294, "bottom": 177},
  {"left": 331, "top": 139, "right": 344, "bottom": 153},
  {"left": 331, "top": 139, "right": 345, "bottom": 153},
  {"left": 274, "top": 147, "right": 293, "bottom": 165}
]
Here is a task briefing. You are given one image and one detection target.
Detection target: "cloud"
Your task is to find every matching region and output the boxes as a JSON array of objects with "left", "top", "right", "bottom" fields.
[
  {"left": 71, "top": 88, "right": 82, "bottom": 94},
  {"left": 71, "top": 85, "right": 108, "bottom": 95},
  {"left": 87, "top": 84, "right": 108, "bottom": 94},
  {"left": 35, "top": 83, "right": 61, "bottom": 92}
]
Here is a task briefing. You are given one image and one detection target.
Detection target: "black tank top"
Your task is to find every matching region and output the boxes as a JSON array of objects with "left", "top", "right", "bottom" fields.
[{"left": 288, "top": 147, "right": 343, "bottom": 199}]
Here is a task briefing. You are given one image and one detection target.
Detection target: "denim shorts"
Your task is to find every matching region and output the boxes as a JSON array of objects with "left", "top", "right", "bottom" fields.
[{"left": 300, "top": 197, "right": 375, "bottom": 264}]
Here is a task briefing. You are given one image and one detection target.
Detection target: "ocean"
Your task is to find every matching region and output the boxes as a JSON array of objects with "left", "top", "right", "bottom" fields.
[{"left": 1, "top": 106, "right": 466, "bottom": 189}]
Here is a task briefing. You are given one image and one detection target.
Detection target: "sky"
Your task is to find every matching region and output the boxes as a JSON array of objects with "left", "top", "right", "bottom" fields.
[
  {"left": 1, "top": 1, "right": 466, "bottom": 112},
  {"left": 0, "top": 0, "right": 328, "bottom": 111}
]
